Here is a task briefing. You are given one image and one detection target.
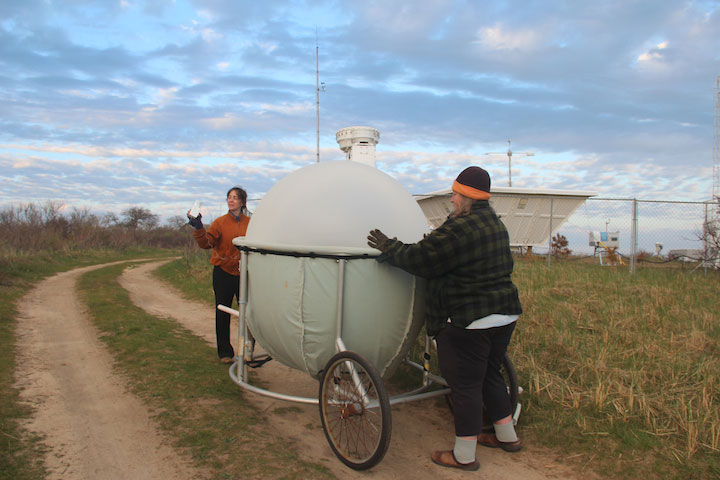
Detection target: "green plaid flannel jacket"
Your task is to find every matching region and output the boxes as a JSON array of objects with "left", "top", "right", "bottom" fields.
[{"left": 383, "top": 200, "right": 522, "bottom": 336}]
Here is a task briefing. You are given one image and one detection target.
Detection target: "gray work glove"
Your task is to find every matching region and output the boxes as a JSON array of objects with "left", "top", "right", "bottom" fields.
[
  {"left": 187, "top": 213, "right": 203, "bottom": 230},
  {"left": 367, "top": 229, "right": 390, "bottom": 253}
]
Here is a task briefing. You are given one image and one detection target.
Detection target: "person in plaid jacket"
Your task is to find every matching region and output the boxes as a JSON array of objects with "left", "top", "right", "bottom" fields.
[{"left": 368, "top": 166, "right": 522, "bottom": 471}]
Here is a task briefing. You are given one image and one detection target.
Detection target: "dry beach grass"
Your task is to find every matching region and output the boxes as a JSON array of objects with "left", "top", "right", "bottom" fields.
[{"left": 508, "top": 259, "right": 719, "bottom": 478}]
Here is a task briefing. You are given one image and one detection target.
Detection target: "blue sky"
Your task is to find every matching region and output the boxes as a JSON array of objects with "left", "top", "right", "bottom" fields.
[{"left": 1, "top": 0, "right": 719, "bottom": 222}]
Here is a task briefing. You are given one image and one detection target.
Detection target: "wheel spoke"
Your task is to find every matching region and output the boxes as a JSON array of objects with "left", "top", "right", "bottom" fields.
[{"left": 319, "top": 352, "right": 391, "bottom": 469}]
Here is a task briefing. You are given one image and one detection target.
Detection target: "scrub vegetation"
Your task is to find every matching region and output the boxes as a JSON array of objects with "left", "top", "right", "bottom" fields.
[
  {"left": 1, "top": 201, "right": 718, "bottom": 479},
  {"left": 0, "top": 201, "right": 190, "bottom": 264}
]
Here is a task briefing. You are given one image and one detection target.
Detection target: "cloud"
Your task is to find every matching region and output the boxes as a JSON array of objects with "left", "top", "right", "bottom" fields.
[
  {"left": 155, "top": 86, "right": 179, "bottom": 106},
  {"left": 475, "top": 25, "right": 541, "bottom": 51},
  {"left": 636, "top": 40, "right": 671, "bottom": 71},
  {"left": 0, "top": 0, "right": 717, "bottom": 232}
]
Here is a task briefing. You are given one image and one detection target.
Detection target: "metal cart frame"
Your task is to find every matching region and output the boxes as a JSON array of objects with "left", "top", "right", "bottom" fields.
[{"left": 220, "top": 245, "right": 520, "bottom": 470}]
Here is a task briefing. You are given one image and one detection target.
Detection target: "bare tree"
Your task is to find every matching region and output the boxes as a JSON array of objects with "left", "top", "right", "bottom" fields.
[
  {"left": 700, "top": 214, "right": 720, "bottom": 268},
  {"left": 40, "top": 200, "right": 65, "bottom": 223},
  {"left": 122, "top": 207, "right": 159, "bottom": 230},
  {"left": 165, "top": 215, "right": 189, "bottom": 230},
  {"left": 101, "top": 212, "right": 119, "bottom": 227}
]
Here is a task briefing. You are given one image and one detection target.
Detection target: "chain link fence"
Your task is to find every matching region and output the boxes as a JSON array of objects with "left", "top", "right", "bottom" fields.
[{"left": 539, "top": 197, "right": 719, "bottom": 271}]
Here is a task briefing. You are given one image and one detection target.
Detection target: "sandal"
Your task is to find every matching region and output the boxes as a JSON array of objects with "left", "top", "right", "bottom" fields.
[
  {"left": 477, "top": 433, "right": 522, "bottom": 452},
  {"left": 431, "top": 450, "right": 480, "bottom": 471}
]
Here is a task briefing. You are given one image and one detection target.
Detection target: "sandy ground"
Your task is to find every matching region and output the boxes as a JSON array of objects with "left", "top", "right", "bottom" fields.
[{"left": 14, "top": 259, "right": 589, "bottom": 480}]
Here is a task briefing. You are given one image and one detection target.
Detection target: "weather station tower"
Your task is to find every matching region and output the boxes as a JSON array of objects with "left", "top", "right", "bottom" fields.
[
  {"left": 714, "top": 76, "right": 720, "bottom": 208},
  {"left": 485, "top": 140, "right": 534, "bottom": 187}
]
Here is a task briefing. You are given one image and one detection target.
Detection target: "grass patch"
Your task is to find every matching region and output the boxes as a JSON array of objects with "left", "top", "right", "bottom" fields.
[
  {"left": 154, "top": 248, "right": 215, "bottom": 305},
  {"left": 0, "top": 247, "right": 174, "bottom": 480},
  {"left": 77, "top": 262, "right": 333, "bottom": 479},
  {"left": 512, "top": 260, "right": 720, "bottom": 479}
]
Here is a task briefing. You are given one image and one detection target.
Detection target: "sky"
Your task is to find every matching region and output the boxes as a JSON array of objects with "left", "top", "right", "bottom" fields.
[{"left": 2, "top": 0, "right": 720, "bottom": 224}]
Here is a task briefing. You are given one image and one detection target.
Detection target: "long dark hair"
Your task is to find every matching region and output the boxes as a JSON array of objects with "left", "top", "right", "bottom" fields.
[{"left": 227, "top": 186, "right": 248, "bottom": 215}]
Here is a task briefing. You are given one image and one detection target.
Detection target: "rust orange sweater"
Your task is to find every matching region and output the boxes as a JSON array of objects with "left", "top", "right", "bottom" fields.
[{"left": 193, "top": 211, "right": 250, "bottom": 275}]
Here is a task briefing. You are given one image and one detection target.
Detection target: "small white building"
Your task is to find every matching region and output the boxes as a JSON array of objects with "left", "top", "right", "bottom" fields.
[
  {"left": 416, "top": 188, "right": 596, "bottom": 250},
  {"left": 334, "top": 126, "right": 596, "bottom": 251}
]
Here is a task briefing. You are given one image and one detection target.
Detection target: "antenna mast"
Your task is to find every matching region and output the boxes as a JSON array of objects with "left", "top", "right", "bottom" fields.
[
  {"left": 714, "top": 76, "right": 720, "bottom": 205},
  {"left": 316, "top": 39, "right": 320, "bottom": 163},
  {"left": 315, "top": 33, "right": 325, "bottom": 163},
  {"left": 485, "top": 140, "right": 534, "bottom": 187}
]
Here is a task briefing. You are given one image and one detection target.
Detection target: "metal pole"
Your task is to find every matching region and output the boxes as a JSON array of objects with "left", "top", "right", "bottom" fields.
[
  {"left": 333, "top": 259, "right": 369, "bottom": 402},
  {"left": 547, "top": 197, "right": 554, "bottom": 267},
  {"left": 630, "top": 199, "right": 637, "bottom": 274},
  {"left": 704, "top": 203, "right": 709, "bottom": 275},
  {"left": 334, "top": 259, "right": 347, "bottom": 353},
  {"left": 239, "top": 251, "right": 249, "bottom": 380},
  {"left": 508, "top": 149, "right": 512, "bottom": 187},
  {"left": 316, "top": 43, "right": 320, "bottom": 163}
]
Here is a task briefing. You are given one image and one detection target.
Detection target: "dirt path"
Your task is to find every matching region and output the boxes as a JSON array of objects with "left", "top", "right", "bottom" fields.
[
  {"left": 14, "top": 261, "right": 205, "bottom": 480},
  {"left": 121, "top": 261, "right": 585, "bottom": 480}
]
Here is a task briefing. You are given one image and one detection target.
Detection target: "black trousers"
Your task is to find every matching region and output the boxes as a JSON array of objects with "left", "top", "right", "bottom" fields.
[
  {"left": 436, "top": 322, "right": 516, "bottom": 437},
  {"left": 212, "top": 266, "right": 239, "bottom": 359}
]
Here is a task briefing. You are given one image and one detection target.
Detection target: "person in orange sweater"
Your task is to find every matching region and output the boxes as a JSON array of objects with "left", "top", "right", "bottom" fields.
[{"left": 188, "top": 187, "right": 250, "bottom": 364}]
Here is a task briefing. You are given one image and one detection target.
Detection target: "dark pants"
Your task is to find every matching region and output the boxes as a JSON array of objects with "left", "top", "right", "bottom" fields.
[
  {"left": 213, "top": 266, "right": 239, "bottom": 359},
  {"left": 436, "top": 322, "right": 516, "bottom": 437}
]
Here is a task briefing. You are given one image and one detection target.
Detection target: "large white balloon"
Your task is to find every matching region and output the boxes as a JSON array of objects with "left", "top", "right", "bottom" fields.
[
  {"left": 246, "top": 160, "right": 430, "bottom": 248},
  {"left": 239, "top": 161, "right": 429, "bottom": 378}
]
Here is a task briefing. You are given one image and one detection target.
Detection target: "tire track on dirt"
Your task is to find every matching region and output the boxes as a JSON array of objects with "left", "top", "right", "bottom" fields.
[{"left": 14, "top": 261, "right": 204, "bottom": 480}]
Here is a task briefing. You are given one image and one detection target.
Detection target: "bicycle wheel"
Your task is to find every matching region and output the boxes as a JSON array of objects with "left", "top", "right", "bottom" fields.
[
  {"left": 503, "top": 353, "right": 519, "bottom": 416},
  {"left": 480, "top": 353, "right": 519, "bottom": 430},
  {"left": 318, "top": 351, "right": 391, "bottom": 470}
]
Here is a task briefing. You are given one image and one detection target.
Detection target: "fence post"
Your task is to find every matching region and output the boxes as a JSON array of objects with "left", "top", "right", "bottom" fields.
[
  {"left": 547, "top": 197, "right": 554, "bottom": 267},
  {"left": 630, "top": 198, "right": 637, "bottom": 274}
]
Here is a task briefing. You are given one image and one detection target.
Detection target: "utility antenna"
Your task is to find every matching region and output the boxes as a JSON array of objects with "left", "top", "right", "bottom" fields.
[
  {"left": 485, "top": 139, "right": 534, "bottom": 187},
  {"left": 315, "top": 32, "right": 325, "bottom": 163},
  {"left": 714, "top": 76, "right": 720, "bottom": 205}
]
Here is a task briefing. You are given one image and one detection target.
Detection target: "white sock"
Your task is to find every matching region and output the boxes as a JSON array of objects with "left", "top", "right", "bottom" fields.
[
  {"left": 494, "top": 422, "right": 518, "bottom": 442},
  {"left": 453, "top": 436, "right": 476, "bottom": 464}
]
